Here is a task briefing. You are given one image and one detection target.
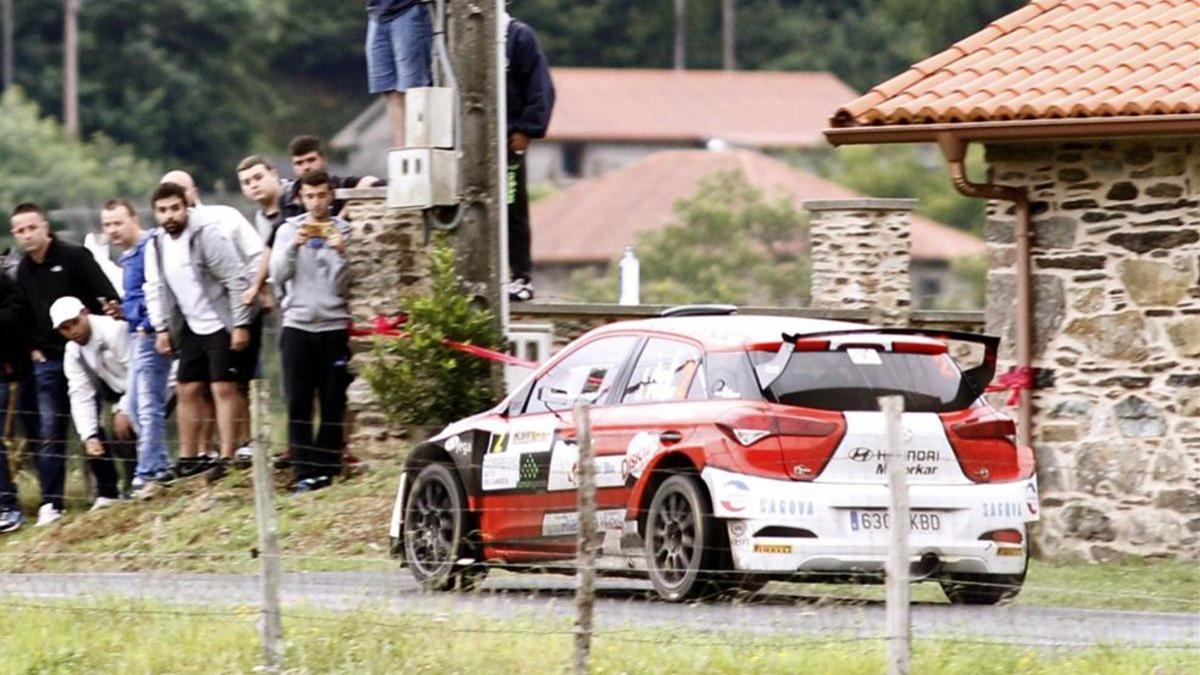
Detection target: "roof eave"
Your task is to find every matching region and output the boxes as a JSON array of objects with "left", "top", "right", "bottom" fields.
[{"left": 824, "top": 114, "right": 1200, "bottom": 146}]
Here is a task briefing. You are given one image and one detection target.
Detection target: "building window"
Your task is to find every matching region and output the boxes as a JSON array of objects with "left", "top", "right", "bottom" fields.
[{"left": 562, "top": 143, "right": 584, "bottom": 177}]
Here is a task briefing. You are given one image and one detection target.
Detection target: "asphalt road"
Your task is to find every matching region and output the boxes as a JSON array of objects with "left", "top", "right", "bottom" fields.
[{"left": 1, "top": 572, "right": 1196, "bottom": 649}]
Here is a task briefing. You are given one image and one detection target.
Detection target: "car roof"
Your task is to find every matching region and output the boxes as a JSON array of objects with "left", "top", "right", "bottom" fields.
[{"left": 588, "top": 314, "right": 871, "bottom": 350}]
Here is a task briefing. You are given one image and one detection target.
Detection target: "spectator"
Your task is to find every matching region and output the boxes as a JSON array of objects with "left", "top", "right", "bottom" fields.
[
  {"left": 101, "top": 199, "right": 174, "bottom": 493},
  {"left": 365, "top": 0, "right": 433, "bottom": 146},
  {"left": 285, "top": 135, "right": 380, "bottom": 217},
  {"left": 270, "top": 171, "right": 352, "bottom": 493},
  {"left": 11, "top": 203, "right": 121, "bottom": 525},
  {"left": 236, "top": 155, "right": 303, "bottom": 309},
  {"left": 50, "top": 297, "right": 133, "bottom": 511},
  {"left": 160, "top": 170, "right": 263, "bottom": 459},
  {"left": 0, "top": 271, "right": 32, "bottom": 532},
  {"left": 144, "top": 182, "right": 253, "bottom": 477},
  {"left": 504, "top": 14, "right": 556, "bottom": 302}
]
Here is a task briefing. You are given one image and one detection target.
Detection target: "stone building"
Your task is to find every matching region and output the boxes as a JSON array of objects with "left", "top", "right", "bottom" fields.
[{"left": 826, "top": 0, "right": 1199, "bottom": 559}]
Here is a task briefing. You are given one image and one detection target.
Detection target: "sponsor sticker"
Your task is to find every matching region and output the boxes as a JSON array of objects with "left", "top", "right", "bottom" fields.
[
  {"left": 847, "top": 348, "right": 882, "bottom": 366},
  {"left": 720, "top": 480, "right": 750, "bottom": 513},
  {"left": 547, "top": 440, "right": 626, "bottom": 491},
  {"left": 622, "top": 432, "right": 661, "bottom": 480},
  {"left": 1025, "top": 482, "right": 1039, "bottom": 515},
  {"left": 759, "top": 498, "right": 814, "bottom": 518},
  {"left": 753, "top": 543, "right": 793, "bottom": 554},
  {"left": 443, "top": 435, "right": 470, "bottom": 456},
  {"left": 982, "top": 501, "right": 1023, "bottom": 518},
  {"left": 996, "top": 546, "right": 1024, "bottom": 557},
  {"left": 481, "top": 453, "right": 520, "bottom": 491},
  {"left": 541, "top": 509, "right": 626, "bottom": 537}
]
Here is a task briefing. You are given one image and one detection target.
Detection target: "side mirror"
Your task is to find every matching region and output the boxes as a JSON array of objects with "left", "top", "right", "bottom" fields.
[{"left": 538, "top": 386, "right": 571, "bottom": 409}]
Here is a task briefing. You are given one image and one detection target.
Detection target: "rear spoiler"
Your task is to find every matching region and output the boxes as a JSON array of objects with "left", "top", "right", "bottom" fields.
[{"left": 755, "top": 328, "right": 1000, "bottom": 401}]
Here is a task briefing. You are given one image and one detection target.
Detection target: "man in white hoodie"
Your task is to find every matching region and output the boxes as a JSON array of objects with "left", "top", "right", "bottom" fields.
[{"left": 49, "top": 296, "right": 134, "bottom": 510}]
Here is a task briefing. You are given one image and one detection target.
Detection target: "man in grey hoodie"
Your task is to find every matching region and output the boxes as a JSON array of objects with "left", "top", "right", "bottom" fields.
[
  {"left": 144, "top": 182, "right": 255, "bottom": 478},
  {"left": 270, "top": 170, "right": 352, "bottom": 493}
]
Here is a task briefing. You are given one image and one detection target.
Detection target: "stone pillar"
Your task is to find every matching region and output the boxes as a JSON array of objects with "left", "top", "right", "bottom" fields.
[
  {"left": 983, "top": 138, "right": 1200, "bottom": 561},
  {"left": 806, "top": 198, "right": 914, "bottom": 326},
  {"left": 338, "top": 188, "right": 430, "bottom": 455}
]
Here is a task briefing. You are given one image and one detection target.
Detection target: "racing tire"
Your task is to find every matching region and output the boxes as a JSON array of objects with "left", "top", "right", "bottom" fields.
[
  {"left": 403, "top": 463, "right": 478, "bottom": 592},
  {"left": 645, "top": 474, "right": 722, "bottom": 602},
  {"left": 940, "top": 569, "right": 1026, "bottom": 605}
]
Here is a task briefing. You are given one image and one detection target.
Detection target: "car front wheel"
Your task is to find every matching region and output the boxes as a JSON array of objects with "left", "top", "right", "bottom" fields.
[
  {"left": 645, "top": 474, "right": 721, "bottom": 602},
  {"left": 403, "top": 462, "right": 482, "bottom": 591}
]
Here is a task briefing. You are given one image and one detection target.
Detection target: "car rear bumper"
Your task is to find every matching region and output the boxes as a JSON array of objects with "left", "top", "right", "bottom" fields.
[{"left": 701, "top": 467, "right": 1038, "bottom": 576}]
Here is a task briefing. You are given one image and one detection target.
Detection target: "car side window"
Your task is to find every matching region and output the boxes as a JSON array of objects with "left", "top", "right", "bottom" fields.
[
  {"left": 525, "top": 336, "right": 638, "bottom": 414},
  {"left": 621, "top": 338, "right": 703, "bottom": 404}
]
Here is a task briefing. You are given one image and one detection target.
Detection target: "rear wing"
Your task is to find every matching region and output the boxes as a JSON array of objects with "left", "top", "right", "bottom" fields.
[{"left": 755, "top": 328, "right": 1000, "bottom": 402}]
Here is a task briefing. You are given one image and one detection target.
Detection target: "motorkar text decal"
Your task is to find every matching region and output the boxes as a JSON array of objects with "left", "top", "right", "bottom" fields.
[{"left": 871, "top": 449, "right": 941, "bottom": 476}]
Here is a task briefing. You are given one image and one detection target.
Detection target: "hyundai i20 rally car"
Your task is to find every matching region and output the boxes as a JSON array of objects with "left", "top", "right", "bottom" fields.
[{"left": 389, "top": 309, "right": 1038, "bottom": 603}]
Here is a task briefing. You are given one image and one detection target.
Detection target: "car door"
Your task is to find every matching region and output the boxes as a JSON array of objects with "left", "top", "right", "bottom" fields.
[{"left": 478, "top": 334, "right": 639, "bottom": 559}]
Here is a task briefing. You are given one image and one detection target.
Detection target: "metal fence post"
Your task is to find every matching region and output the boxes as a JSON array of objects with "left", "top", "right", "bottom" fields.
[
  {"left": 881, "top": 395, "right": 910, "bottom": 675},
  {"left": 251, "top": 379, "right": 284, "bottom": 671},
  {"left": 573, "top": 400, "right": 596, "bottom": 675}
]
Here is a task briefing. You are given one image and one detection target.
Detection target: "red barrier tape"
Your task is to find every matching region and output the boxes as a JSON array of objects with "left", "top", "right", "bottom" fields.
[
  {"left": 986, "top": 366, "right": 1035, "bottom": 406},
  {"left": 349, "top": 314, "right": 538, "bottom": 369}
]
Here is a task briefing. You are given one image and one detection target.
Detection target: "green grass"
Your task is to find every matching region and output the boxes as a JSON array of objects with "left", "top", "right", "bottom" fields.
[
  {"left": 0, "top": 598, "right": 1194, "bottom": 674},
  {"left": 0, "top": 458, "right": 1196, "bottom": 613}
]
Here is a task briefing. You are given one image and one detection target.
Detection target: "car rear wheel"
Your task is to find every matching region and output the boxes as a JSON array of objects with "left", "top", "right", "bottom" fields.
[
  {"left": 403, "top": 462, "right": 483, "bottom": 591},
  {"left": 645, "top": 474, "right": 721, "bottom": 602}
]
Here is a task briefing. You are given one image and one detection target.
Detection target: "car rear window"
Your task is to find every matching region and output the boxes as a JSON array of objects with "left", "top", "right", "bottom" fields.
[{"left": 764, "top": 350, "right": 972, "bottom": 412}]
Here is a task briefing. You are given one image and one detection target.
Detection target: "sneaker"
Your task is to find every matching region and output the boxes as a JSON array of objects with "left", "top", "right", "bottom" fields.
[
  {"left": 89, "top": 497, "right": 117, "bottom": 512},
  {"left": 507, "top": 277, "right": 534, "bottom": 302},
  {"left": 150, "top": 468, "right": 177, "bottom": 483},
  {"left": 205, "top": 458, "right": 229, "bottom": 482},
  {"left": 0, "top": 509, "right": 23, "bottom": 533},
  {"left": 273, "top": 451, "right": 293, "bottom": 471},
  {"left": 130, "top": 475, "right": 147, "bottom": 491},
  {"left": 291, "top": 475, "right": 333, "bottom": 494},
  {"left": 174, "top": 457, "right": 213, "bottom": 481},
  {"left": 234, "top": 443, "right": 255, "bottom": 468},
  {"left": 35, "top": 504, "right": 62, "bottom": 527}
]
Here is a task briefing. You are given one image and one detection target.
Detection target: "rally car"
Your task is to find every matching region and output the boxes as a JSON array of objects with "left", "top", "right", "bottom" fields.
[{"left": 389, "top": 308, "right": 1038, "bottom": 603}]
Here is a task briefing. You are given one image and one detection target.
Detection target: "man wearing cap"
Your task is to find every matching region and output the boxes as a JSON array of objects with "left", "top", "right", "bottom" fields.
[
  {"left": 50, "top": 297, "right": 130, "bottom": 512},
  {"left": 11, "top": 203, "right": 121, "bottom": 526}
]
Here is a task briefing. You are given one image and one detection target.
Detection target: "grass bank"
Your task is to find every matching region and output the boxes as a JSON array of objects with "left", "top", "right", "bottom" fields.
[
  {"left": 0, "top": 461, "right": 1195, "bottom": 613},
  {"left": 0, "top": 598, "right": 1194, "bottom": 674}
]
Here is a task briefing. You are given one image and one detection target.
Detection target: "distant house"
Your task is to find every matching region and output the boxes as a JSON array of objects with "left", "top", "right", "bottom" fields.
[
  {"left": 825, "top": 0, "right": 1200, "bottom": 560},
  {"left": 530, "top": 148, "right": 984, "bottom": 306},
  {"left": 331, "top": 68, "right": 857, "bottom": 183}
]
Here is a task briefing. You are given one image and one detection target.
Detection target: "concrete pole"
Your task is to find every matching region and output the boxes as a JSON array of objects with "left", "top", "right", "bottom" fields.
[
  {"left": 449, "top": 0, "right": 503, "bottom": 338},
  {"left": 722, "top": 0, "right": 736, "bottom": 71},
  {"left": 673, "top": 0, "right": 686, "bottom": 71},
  {"left": 63, "top": 0, "right": 79, "bottom": 138},
  {"left": 2, "top": 0, "right": 14, "bottom": 92},
  {"left": 881, "top": 395, "right": 910, "bottom": 675}
]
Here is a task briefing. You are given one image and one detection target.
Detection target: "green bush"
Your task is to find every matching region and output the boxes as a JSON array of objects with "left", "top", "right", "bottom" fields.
[{"left": 363, "top": 239, "right": 503, "bottom": 433}]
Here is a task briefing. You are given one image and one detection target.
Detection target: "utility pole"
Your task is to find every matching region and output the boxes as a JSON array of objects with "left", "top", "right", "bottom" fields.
[
  {"left": 722, "top": 0, "right": 736, "bottom": 71},
  {"left": 2, "top": 0, "right": 14, "bottom": 91},
  {"left": 63, "top": 0, "right": 79, "bottom": 137},
  {"left": 449, "top": 0, "right": 504, "bottom": 334},
  {"left": 673, "top": 0, "right": 686, "bottom": 70}
]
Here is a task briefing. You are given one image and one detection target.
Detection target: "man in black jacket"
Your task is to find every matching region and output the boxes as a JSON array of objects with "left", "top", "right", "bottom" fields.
[
  {"left": 0, "top": 272, "right": 32, "bottom": 532},
  {"left": 505, "top": 15, "right": 556, "bottom": 302},
  {"left": 11, "top": 203, "right": 121, "bottom": 525}
]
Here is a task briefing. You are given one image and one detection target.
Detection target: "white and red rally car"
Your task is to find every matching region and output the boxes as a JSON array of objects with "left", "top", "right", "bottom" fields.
[{"left": 390, "top": 309, "right": 1038, "bottom": 603}]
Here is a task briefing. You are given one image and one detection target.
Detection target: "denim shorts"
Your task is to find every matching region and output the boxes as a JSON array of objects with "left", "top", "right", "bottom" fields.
[{"left": 366, "top": 3, "right": 433, "bottom": 94}]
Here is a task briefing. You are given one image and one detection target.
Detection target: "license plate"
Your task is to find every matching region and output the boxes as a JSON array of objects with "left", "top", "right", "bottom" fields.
[{"left": 849, "top": 510, "right": 943, "bottom": 532}]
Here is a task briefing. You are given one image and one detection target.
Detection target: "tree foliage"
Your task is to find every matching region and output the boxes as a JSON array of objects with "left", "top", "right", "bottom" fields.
[
  {"left": 364, "top": 239, "right": 503, "bottom": 432},
  {"left": 0, "top": 89, "right": 158, "bottom": 223},
  {"left": 572, "top": 171, "right": 810, "bottom": 306}
]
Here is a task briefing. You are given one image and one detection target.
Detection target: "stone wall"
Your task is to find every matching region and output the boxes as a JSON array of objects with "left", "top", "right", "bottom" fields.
[
  {"left": 983, "top": 138, "right": 1199, "bottom": 560},
  {"left": 806, "top": 198, "right": 914, "bottom": 326},
  {"left": 339, "top": 190, "right": 432, "bottom": 456}
]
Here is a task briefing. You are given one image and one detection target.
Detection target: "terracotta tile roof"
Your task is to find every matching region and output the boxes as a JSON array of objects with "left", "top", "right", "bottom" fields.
[
  {"left": 531, "top": 150, "right": 983, "bottom": 265},
  {"left": 832, "top": 0, "right": 1200, "bottom": 127},
  {"left": 548, "top": 68, "right": 858, "bottom": 147}
]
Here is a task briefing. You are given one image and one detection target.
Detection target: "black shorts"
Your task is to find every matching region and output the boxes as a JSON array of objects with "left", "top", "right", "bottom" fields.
[
  {"left": 243, "top": 313, "right": 265, "bottom": 383},
  {"left": 177, "top": 323, "right": 254, "bottom": 384}
]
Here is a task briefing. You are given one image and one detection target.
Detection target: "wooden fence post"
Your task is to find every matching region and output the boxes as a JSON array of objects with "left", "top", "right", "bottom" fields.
[
  {"left": 881, "top": 395, "right": 910, "bottom": 675},
  {"left": 573, "top": 400, "right": 596, "bottom": 675},
  {"left": 251, "top": 379, "right": 283, "bottom": 671}
]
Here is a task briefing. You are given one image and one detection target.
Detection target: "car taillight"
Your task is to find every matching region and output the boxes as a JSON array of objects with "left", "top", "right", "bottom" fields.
[
  {"left": 715, "top": 407, "right": 844, "bottom": 481},
  {"left": 980, "top": 529, "right": 1024, "bottom": 544},
  {"left": 943, "top": 412, "right": 1034, "bottom": 483},
  {"left": 953, "top": 418, "right": 1016, "bottom": 439},
  {"left": 892, "top": 341, "right": 948, "bottom": 355}
]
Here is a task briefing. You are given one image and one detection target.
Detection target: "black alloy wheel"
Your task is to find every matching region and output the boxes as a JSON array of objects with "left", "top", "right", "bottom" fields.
[
  {"left": 404, "top": 462, "right": 481, "bottom": 591},
  {"left": 645, "top": 474, "right": 721, "bottom": 602}
]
